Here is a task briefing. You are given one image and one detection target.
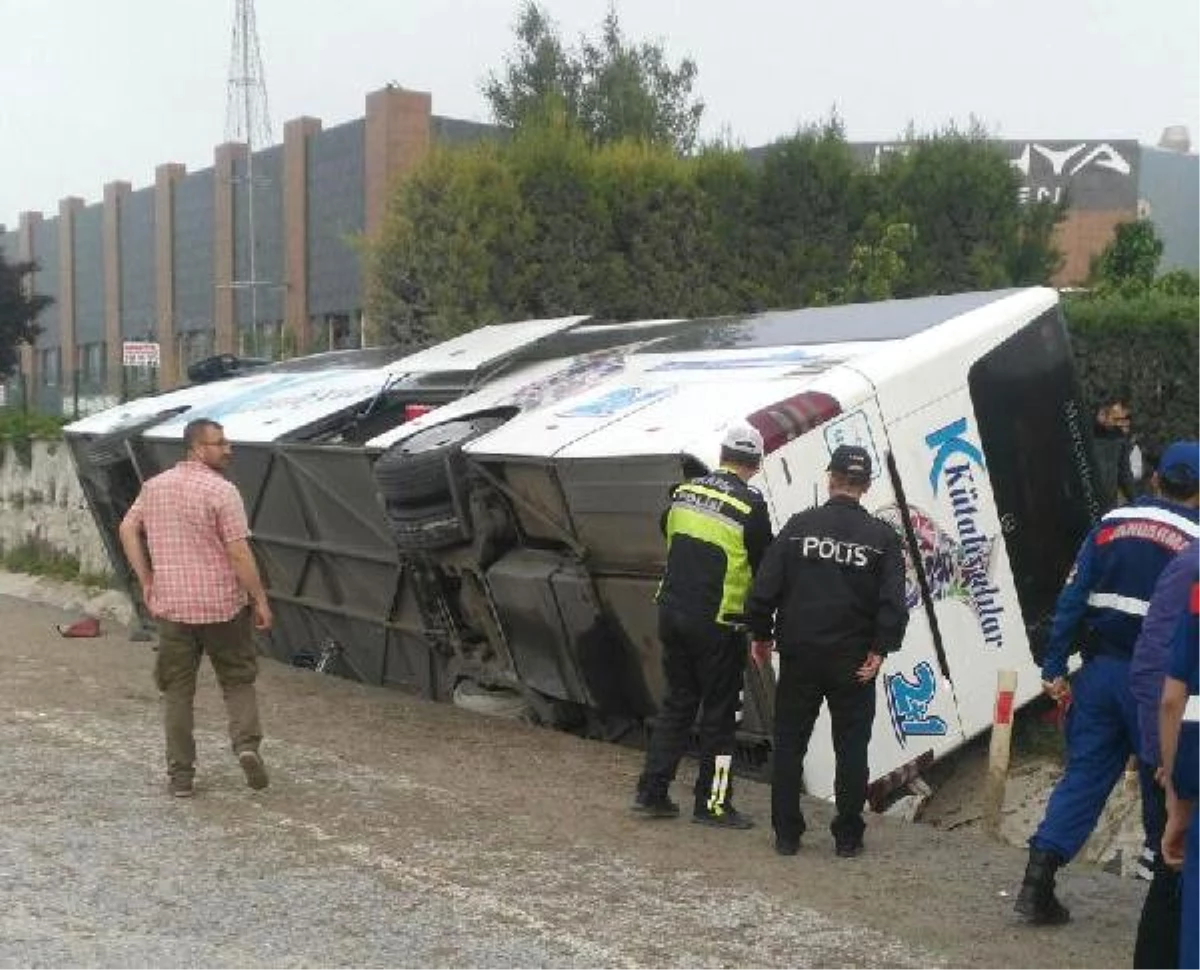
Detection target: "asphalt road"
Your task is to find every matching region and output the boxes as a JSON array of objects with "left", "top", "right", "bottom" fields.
[{"left": 0, "top": 591, "right": 1147, "bottom": 968}]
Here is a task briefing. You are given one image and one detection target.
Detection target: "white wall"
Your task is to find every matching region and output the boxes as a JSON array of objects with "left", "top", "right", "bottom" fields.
[{"left": 0, "top": 440, "right": 112, "bottom": 578}]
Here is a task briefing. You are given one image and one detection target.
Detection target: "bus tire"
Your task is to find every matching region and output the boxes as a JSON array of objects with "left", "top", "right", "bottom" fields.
[
  {"left": 373, "top": 415, "right": 506, "bottom": 507},
  {"left": 386, "top": 499, "right": 466, "bottom": 551}
]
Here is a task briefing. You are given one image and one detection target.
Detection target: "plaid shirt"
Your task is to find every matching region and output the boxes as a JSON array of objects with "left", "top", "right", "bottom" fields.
[{"left": 124, "top": 460, "right": 251, "bottom": 624}]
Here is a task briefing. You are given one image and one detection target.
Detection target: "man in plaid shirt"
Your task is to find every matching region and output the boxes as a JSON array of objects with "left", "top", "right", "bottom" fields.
[{"left": 119, "top": 418, "right": 273, "bottom": 798}]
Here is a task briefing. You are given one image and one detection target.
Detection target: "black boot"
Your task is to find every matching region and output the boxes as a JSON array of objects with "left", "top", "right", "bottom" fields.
[{"left": 1014, "top": 847, "right": 1071, "bottom": 925}]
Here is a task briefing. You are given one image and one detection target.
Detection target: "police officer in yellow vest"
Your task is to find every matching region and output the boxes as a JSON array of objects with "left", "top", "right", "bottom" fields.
[{"left": 631, "top": 423, "right": 773, "bottom": 828}]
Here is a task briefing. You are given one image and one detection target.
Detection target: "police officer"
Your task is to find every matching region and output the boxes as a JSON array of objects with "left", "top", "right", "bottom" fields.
[
  {"left": 1159, "top": 557, "right": 1198, "bottom": 969},
  {"left": 1015, "top": 440, "right": 1200, "bottom": 925},
  {"left": 631, "top": 423, "right": 773, "bottom": 828},
  {"left": 745, "top": 444, "right": 908, "bottom": 858}
]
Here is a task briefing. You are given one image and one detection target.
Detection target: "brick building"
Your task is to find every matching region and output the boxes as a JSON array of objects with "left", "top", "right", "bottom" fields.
[
  {"left": 1, "top": 84, "right": 1196, "bottom": 414},
  {"left": 0, "top": 86, "right": 491, "bottom": 412}
]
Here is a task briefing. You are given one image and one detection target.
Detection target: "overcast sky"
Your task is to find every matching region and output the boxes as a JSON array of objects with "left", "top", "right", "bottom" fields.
[{"left": 2, "top": 0, "right": 1197, "bottom": 231}]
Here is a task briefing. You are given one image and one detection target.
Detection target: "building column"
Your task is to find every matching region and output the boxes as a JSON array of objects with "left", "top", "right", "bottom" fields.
[
  {"left": 155, "top": 163, "right": 186, "bottom": 389},
  {"left": 57, "top": 197, "right": 84, "bottom": 394},
  {"left": 364, "top": 86, "right": 432, "bottom": 241},
  {"left": 214, "top": 142, "right": 246, "bottom": 357},
  {"left": 283, "top": 116, "right": 321, "bottom": 356},
  {"left": 103, "top": 181, "right": 130, "bottom": 398},
  {"left": 18, "top": 211, "right": 44, "bottom": 399},
  {"left": 363, "top": 87, "right": 432, "bottom": 345}
]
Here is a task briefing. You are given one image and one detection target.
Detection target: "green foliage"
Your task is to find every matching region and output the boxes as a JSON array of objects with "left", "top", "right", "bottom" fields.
[
  {"left": 1, "top": 537, "right": 83, "bottom": 583},
  {"left": 482, "top": 2, "right": 703, "bottom": 153},
  {"left": 1153, "top": 268, "right": 1200, "bottom": 298},
  {"left": 0, "top": 408, "right": 67, "bottom": 440},
  {"left": 0, "top": 408, "right": 66, "bottom": 468},
  {"left": 844, "top": 220, "right": 916, "bottom": 302},
  {"left": 0, "top": 249, "right": 52, "bottom": 380},
  {"left": 0, "top": 535, "right": 115, "bottom": 588},
  {"left": 369, "top": 138, "right": 533, "bottom": 343},
  {"left": 1090, "top": 219, "right": 1164, "bottom": 295},
  {"left": 757, "top": 120, "right": 870, "bottom": 307},
  {"left": 1063, "top": 291, "right": 1199, "bottom": 453},
  {"left": 369, "top": 118, "right": 1066, "bottom": 337},
  {"left": 873, "top": 127, "right": 1059, "bottom": 295}
]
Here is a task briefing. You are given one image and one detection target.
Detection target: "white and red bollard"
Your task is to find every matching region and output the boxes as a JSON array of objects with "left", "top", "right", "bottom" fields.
[{"left": 983, "top": 669, "right": 1018, "bottom": 838}]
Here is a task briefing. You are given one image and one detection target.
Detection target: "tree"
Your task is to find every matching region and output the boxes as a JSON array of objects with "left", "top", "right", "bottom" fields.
[
  {"left": 0, "top": 249, "right": 50, "bottom": 381},
  {"left": 844, "top": 220, "right": 916, "bottom": 302},
  {"left": 367, "top": 123, "right": 726, "bottom": 339},
  {"left": 367, "top": 140, "right": 530, "bottom": 344},
  {"left": 480, "top": 3, "right": 581, "bottom": 136},
  {"left": 874, "top": 124, "right": 1062, "bottom": 295},
  {"left": 1091, "top": 219, "right": 1164, "bottom": 294},
  {"left": 1009, "top": 197, "right": 1066, "bottom": 285},
  {"left": 482, "top": 2, "right": 704, "bottom": 153},
  {"left": 756, "top": 119, "right": 872, "bottom": 306}
]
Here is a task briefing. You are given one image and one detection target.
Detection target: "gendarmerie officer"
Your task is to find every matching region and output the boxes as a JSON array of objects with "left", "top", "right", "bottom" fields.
[
  {"left": 746, "top": 444, "right": 908, "bottom": 857},
  {"left": 1014, "top": 441, "right": 1199, "bottom": 926},
  {"left": 631, "top": 423, "right": 773, "bottom": 829}
]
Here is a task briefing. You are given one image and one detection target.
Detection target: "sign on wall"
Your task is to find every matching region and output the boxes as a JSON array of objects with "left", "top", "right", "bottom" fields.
[{"left": 122, "top": 341, "right": 161, "bottom": 368}]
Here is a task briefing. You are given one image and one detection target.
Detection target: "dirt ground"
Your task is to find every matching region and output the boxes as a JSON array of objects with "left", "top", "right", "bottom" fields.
[{"left": 0, "top": 583, "right": 1150, "bottom": 968}]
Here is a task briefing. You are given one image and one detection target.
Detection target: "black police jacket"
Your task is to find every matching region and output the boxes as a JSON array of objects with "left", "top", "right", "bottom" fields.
[{"left": 745, "top": 494, "right": 909, "bottom": 656}]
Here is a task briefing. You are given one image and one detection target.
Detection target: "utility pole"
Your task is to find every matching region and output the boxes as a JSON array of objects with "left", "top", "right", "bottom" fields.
[{"left": 224, "top": 0, "right": 273, "bottom": 356}]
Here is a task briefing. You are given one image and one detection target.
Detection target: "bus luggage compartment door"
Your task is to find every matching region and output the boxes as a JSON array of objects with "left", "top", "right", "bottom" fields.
[{"left": 486, "top": 550, "right": 647, "bottom": 712}]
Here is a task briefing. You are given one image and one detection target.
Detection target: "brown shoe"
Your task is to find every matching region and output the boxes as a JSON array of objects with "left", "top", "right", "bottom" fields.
[{"left": 238, "top": 749, "right": 269, "bottom": 791}]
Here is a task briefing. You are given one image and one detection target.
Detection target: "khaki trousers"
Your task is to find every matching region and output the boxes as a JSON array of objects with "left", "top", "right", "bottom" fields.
[{"left": 154, "top": 609, "right": 262, "bottom": 779}]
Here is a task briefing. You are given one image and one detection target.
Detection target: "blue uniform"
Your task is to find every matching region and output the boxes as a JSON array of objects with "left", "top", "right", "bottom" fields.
[
  {"left": 1131, "top": 540, "right": 1200, "bottom": 766},
  {"left": 1032, "top": 497, "right": 1199, "bottom": 862},
  {"left": 1168, "top": 575, "right": 1198, "bottom": 970},
  {"left": 1130, "top": 547, "right": 1198, "bottom": 963}
]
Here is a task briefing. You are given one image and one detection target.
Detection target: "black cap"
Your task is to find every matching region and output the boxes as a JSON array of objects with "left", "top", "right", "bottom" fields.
[{"left": 827, "top": 444, "right": 872, "bottom": 481}]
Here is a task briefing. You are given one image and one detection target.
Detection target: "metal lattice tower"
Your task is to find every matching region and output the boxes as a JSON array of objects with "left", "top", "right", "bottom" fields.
[{"left": 223, "top": 0, "right": 273, "bottom": 353}]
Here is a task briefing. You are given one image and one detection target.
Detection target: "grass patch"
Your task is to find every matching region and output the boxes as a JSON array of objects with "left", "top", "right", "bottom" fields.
[
  {"left": 78, "top": 570, "right": 121, "bottom": 590},
  {"left": 0, "top": 536, "right": 115, "bottom": 589},
  {"left": 0, "top": 408, "right": 68, "bottom": 469}
]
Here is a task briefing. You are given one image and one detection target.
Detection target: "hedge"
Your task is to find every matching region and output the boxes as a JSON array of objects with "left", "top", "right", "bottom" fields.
[{"left": 1063, "top": 292, "right": 1199, "bottom": 460}]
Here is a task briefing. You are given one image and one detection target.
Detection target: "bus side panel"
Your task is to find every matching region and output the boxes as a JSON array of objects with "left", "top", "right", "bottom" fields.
[
  {"left": 878, "top": 394, "right": 1044, "bottom": 742},
  {"left": 758, "top": 396, "right": 967, "bottom": 801}
]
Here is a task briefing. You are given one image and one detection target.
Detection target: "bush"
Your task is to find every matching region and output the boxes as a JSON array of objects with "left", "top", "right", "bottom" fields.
[
  {"left": 0, "top": 408, "right": 67, "bottom": 468},
  {"left": 368, "top": 122, "right": 1065, "bottom": 338},
  {"left": 1063, "top": 291, "right": 1200, "bottom": 456}
]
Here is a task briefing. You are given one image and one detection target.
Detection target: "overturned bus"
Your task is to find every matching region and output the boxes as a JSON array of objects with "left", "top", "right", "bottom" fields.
[{"left": 64, "top": 287, "right": 1101, "bottom": 806}]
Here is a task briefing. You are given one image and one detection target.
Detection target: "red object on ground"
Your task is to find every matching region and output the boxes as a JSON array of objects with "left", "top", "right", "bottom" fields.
[{"left": 57, "top": 616, "right": 101, "bottom": 638}]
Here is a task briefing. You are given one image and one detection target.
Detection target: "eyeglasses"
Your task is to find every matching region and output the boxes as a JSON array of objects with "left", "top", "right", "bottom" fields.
[{"left": 198, "top": 438, "right": 230, "bottom": 448}]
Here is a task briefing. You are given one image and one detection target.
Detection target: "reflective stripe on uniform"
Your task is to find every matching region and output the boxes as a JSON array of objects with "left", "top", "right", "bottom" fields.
[
  {"left": 664, "top": 486, "right": 753, "bottom": 626},
  {"left": 1185, "top": 695, "right": 1200, "bottom": 723},
  {"left": 1102, "top": 506, "right": 1200, "bottom": 538},
  {"left": 675, "top": 482, "right": 752, "bottom": 515},
  {"left": 707, "top": 753, "right": 733, "bottom": 813},
  {"left": 1087, "top": 591, "right": 1151, "bottom": 616},
  {"left": 670, "top": 502, "right": 743, "bottom": 535}
]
